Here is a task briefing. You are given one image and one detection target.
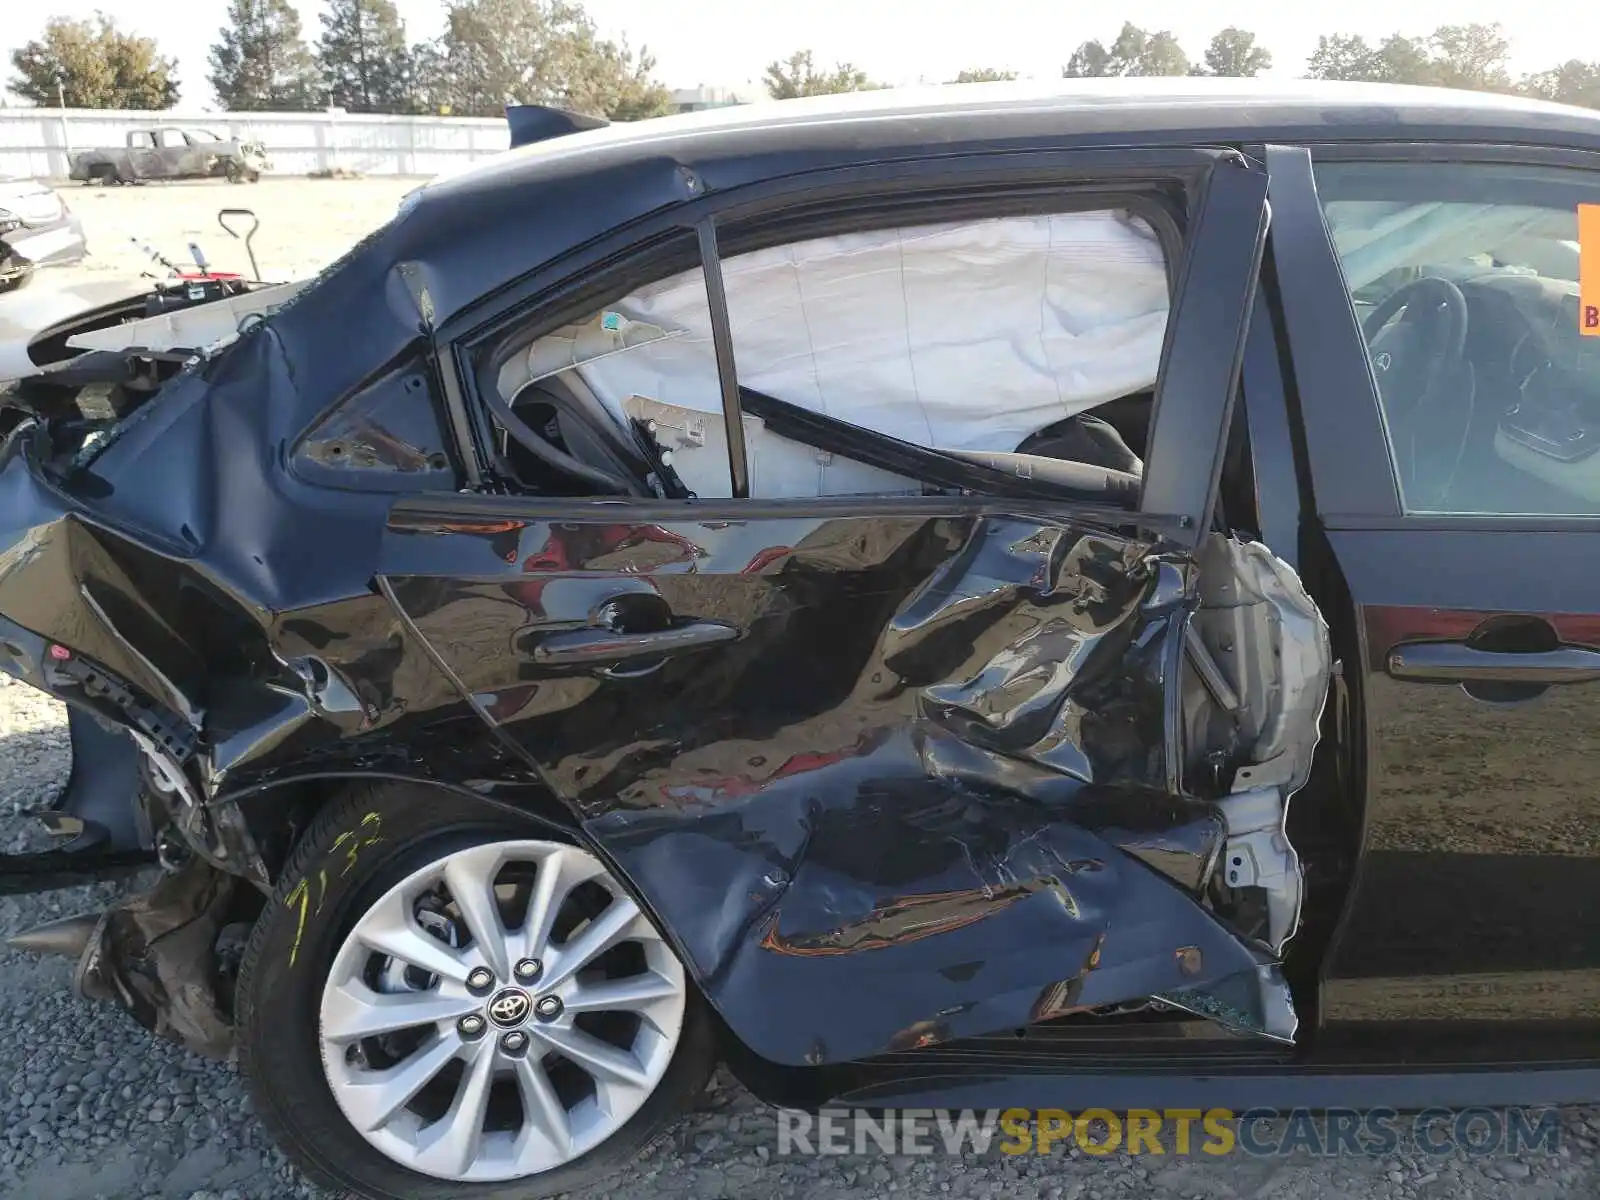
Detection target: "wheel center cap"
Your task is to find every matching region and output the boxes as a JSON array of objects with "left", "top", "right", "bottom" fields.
[{"left": 486, "top": 987, "right": 532, "bottom": 1028}]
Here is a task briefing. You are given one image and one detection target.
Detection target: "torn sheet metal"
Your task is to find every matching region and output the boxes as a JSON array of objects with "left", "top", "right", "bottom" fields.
[
  {"left": 64, "top": 279, "right": 308, "bottom": 356},
  {"left": 885, "top": 519, "right": 1188, "bottom": 792},
  {"left": 909, "top": 736, "right": 1227, "bottom": 893},
  {"left": 377, "top": 508, "right": 1321, "bottom": 1059},
  {"left": 75, "top": 856, "right": 237, "bottom": 1059},
  {"left": 594, "top": 731, "right": 1297, "bottom": 1067},
  {"left": 1188, "top": 537, "right": 1332, "bottom": 951}
]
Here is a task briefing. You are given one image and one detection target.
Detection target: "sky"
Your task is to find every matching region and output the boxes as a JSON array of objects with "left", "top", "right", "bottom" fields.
[{"left": 4, "top": 0, "right": 1599, "bottom": 109}]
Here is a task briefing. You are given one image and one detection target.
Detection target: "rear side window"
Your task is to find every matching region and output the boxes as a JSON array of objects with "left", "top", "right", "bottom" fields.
[
  {"left": 292, "top": 352, "right": 458, "bottom": 492},
  {"left": 490, "top": 208, "right": 1169, "bottom": 500},
  {"left": 1317, "top": 160, "right": 1600, "bottom": 517}
]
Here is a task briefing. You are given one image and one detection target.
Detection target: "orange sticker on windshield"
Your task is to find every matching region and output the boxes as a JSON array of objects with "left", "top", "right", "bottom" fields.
[{"left": 1580, "top": 204, "right": 1600, "bottom": 335}]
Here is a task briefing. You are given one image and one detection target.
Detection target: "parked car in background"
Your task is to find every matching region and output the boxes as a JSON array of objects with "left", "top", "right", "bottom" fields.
[
  {"left": 2, "top": 80, "right": 1600, "bottom": 1199},
  {"left": 69, "top": 127, "right": 270, "bottom": 184},
  {"left": 0, "top": 175, "right": 86, "bottom": 290}
]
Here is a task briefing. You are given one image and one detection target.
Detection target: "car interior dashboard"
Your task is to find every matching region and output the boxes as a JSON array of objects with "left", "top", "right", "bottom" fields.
[{"left": 1360, "top": 262, "right": 1600, "bottom": 515}]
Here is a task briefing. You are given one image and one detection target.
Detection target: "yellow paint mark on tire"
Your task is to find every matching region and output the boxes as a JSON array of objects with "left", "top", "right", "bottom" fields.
[
  {"left": 283, "top": 812, "right": 387, "bottom": 968},
  {"left": 285, "top": 878, "right": 310, "bottom": 967}
]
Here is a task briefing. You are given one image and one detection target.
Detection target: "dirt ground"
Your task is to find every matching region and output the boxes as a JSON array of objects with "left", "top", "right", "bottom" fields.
[{"left": 58, "top": 176, "right": 422, "bottom": 283}]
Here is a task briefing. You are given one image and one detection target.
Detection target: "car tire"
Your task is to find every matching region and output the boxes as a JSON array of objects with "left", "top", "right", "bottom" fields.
[
  {"left": 237, "top": 782, "right": 715, "bottom": 1200},
  {"left": 0, "top": 258, "right": 28, "bottom": 294}
]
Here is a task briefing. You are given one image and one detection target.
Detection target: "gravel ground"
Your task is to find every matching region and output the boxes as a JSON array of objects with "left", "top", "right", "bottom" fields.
[{"left": 1, "top": 178, "right": 1599, "bottom": 1199}]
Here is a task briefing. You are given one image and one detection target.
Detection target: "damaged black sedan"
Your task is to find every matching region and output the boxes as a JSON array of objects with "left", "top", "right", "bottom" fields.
[{"left": 2, "top": 79, "right": 1599, "bottom": 1199}]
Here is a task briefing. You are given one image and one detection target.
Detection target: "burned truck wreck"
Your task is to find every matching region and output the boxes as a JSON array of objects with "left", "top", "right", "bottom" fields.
[{"left": 0, "top": 94, "right": 1339, "bottom": 1197}]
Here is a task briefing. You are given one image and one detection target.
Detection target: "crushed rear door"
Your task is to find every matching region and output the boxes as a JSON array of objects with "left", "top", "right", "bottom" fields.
[{"left": 378, "top": 154, "right": 1333, "bottom": 1066}]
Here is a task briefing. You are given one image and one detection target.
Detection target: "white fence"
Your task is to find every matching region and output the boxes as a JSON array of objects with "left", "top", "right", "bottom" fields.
[{"left": 0, "top": 108, "right": 513, "bottom": 179}]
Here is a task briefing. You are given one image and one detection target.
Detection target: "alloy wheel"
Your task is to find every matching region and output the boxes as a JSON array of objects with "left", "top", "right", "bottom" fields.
[{"left": 318, "top": 839, "right": 686, "bottom": 1182}]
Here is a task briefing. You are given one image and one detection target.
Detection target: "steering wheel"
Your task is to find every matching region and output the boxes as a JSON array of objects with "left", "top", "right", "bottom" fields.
[{"left": 1361, "top": 276, "right": 1474, "bottom": 507}]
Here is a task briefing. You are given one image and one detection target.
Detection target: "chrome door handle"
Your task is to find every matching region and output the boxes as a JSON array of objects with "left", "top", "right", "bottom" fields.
[
  {"left": 1386, "top": 641, "right": 1600, "bottom": 685},
  {"left": 529, "top": 619, "right": 738, "bottom": 667}
]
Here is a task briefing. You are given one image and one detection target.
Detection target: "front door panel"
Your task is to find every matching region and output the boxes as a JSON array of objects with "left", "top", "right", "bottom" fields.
[
  {"left": 129, "top": 148, "right": 162, "bottom": 179},
  {"left": 1264, "top": 143, "right": 1600, "bottom": 1058},
  {"left": 380, "top": 503, "right": 1294, "bottom": 1064},
  {"left": 1323, "top": 534, "right": 1600, "bottom": 1042}
]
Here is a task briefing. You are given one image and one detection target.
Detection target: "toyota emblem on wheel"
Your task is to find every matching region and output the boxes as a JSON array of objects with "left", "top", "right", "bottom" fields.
[{"left": 487, "top": 988, "right": 532, "bottom": 1027}]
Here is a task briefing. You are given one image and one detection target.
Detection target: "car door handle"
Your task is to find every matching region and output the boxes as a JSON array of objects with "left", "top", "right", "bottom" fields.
[
  {"left": 528, "top": 619, "right": 739, "bottom": 667},
  {"left": 1386, "top": 641, "right": 1600, "bottom": 685}
]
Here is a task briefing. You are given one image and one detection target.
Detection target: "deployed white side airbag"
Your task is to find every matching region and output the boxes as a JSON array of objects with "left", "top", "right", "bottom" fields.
[{"left": 530, "top": 210, "right": 1169, "bottom": 497}]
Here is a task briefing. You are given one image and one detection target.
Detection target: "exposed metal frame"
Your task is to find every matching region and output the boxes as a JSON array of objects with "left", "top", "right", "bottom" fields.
[
  {"left": 1259, "top": 144, "right": 1403, "bottom": 522},
  {"left": 1137, "top": 157, "right": 1270, "bottom": 546},
  {"left": 695, "top": 218, "right": 751, "bottom": 499},
  {"left": 432, "top": 346, "right": 483, "bottom": 490},
  {"left": 1240, "top": 268, "right": 1304, "bottom": 567}
]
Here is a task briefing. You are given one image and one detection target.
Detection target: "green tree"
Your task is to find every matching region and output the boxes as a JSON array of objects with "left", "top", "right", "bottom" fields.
[
  {"left": 1306, "top": 33, "right": 1432, "bottom": 83},
  {"left": 1062, "top": 40, "right": 1115, "bottom": 78},
  {"left": 317, "top": 0, "right": 413, "bottom": 113},
  {"left": 1201, "top": 27, "right": 1272, "bottom": 78},
  {"left": 415, "top": 0, "right": 520, "bottom": 116},
  {"left": 406, "top": 38, "right": 450, "bottom": 113},
  {"left": 1306, "top": 24, "right": 1512, "bottom": 91},
  {"left": 1371, "top": 34, "right": 1436, "bottom": 83},
  {"left": 1063, "top": 23, "right": 1189, "bottom": 78},
  {"left": 9, "top": 14, "right": 179, "bottom": 109},
  {"left": 1130, "top": 29, "right": 1189, "bottom": 77},
  {"left": 763, "top": 49, "right": 883, "bottom": 98},
  {"left": 1305, "top": 33, "right": 1381, "bottom": 81},
  {"left": 951, "top": 67, "right": 1018, "bottom": 83},
  {"left": 1428, "top": 23, "right": 1512, "bottom": 92},
  {"left": 565, "top": 33, "right": 672, "bottom": 120},
  {"left": 413, "top": 0, "right": 670, "bottom": 120},
  {"left": 1521, "top": 59, "right": 1600, "bottom": 107},
  {"left": 209, "top": 0, "right": 321, "bottom": 110}
]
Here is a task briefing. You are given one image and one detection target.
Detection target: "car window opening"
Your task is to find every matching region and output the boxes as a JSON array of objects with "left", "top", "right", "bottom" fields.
[
  {"left": 485, "top": 207, "right": 1169, "bottom": 504},
  {"left": 1318, "top": 160, "right": 1600, "bottom": 517}
]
